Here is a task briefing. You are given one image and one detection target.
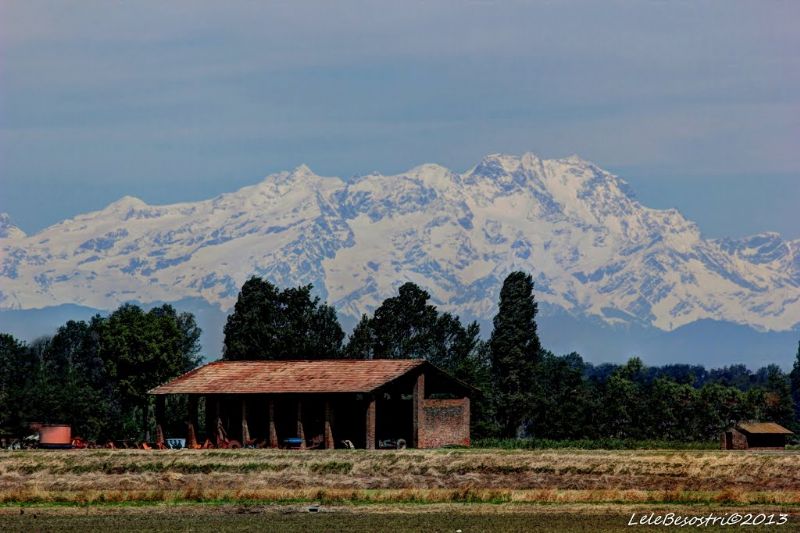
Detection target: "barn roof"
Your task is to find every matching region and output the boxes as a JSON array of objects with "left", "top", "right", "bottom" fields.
[
  {"left": 736, "top": 422, "right": 794, "bottom": 435},
  {"left": 150, "top": 359, "right": 433, "bottom": 395}
]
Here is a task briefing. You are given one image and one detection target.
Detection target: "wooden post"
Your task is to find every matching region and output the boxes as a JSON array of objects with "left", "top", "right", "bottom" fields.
[
  {"left": 412, "top": 372, "right": 425, "bottom": 449},
  {"left": 268, "top": 398, "right": 279, "bottom": 448},
  {"left": 324, "top": 399, "right": 334, "bottom": 449},
  {"left": 366, "top": 395, "right": 376, "bottom": 450},
  {"left": 296, "top": 400, "right": 305, "bottom": 449},
  {"left": 463, "top": 396, "right": 471, "bottom": 447},
  {"left": 186, "top": 395, "right": 198, "bottom": 448},
  {"left": 155, "top": 395, "right": 166, "bottom": 448},
  {"left": 241, "top": 397, "right": 250, "bottom": 446}
]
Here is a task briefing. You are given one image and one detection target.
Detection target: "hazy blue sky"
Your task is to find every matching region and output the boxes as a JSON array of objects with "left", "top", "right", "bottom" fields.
[{"left": 1, "top": 1, "right": 798, "bottom": 238}]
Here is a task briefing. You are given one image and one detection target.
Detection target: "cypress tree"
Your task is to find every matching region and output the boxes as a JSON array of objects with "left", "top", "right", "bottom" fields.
[{"left": 489, "top": 271, "right": 541, "bottom": 438}]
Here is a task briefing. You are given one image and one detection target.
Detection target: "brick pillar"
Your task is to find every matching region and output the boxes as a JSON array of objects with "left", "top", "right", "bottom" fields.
[
  {"left": 268, "top": 398, "right": 279, "bottom": 448},
  {"left": 296, "top": 400, "right": 305, "bottom": 449},
  {"left": 155, "top": 395, "right": 166, "bottom": 447},
  {"left": 324, "top": 399, "right": 334, "bottom": 449},
  {"left": 412, "top": 373, "right": 425, "bottom": 448},
  {"left": 241, "top": 397, "right": 250, "bottom": 446},
  {"left": 463, "top": 396, "right": 471, "bottom": 447},
  {"left": 186, "top": 395, "right": 198, "bottom": 448},
  {"left": 366, "top": 395, "right": 376, "bottom": 450}
]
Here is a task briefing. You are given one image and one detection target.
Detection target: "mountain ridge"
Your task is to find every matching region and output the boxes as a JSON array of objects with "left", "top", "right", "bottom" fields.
[{"left": 1, "top": 152, "right": 798, "bottom": 335}]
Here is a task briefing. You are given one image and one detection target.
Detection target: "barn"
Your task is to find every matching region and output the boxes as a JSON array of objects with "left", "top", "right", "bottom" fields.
[
  {"left": 149, "top": 359, "right": 473, "bottom": 449},
  {"left": 720, "top": 422, "right": 794, "bottom": 450}
]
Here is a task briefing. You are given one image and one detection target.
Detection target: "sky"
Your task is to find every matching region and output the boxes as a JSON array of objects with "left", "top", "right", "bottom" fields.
[{"left": 1, "top": 1, "right": 798, "bottom": 239}]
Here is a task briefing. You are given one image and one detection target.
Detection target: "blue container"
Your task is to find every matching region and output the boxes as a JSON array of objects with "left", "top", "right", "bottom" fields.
[{"left": 166, "top": 438, "right": 186, "bottom": 449}]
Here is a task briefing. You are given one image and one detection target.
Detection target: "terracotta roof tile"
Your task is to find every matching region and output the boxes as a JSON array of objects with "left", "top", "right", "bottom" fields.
[
  {"left": 150, "top": 359, "right": 425, "bottom": 395},
  {"left": 736, "top": 422, "right": 794, "bottom": 435}
]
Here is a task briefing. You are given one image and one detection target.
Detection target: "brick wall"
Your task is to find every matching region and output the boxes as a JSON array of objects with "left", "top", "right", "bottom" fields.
[
  {"left": 420, "top": 398, "right": 470, "bottom": 448},
  {"left": 721, "top": 429, "right": 749, "bottom": 450}
]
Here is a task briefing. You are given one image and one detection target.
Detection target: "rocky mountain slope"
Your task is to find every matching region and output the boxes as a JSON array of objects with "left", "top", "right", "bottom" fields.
[{"left": 1, "top": 153, "right": 798, "bottom": 334}]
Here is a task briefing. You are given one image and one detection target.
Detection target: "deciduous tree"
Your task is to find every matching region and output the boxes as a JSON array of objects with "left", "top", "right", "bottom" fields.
[{"left": 223, "top": 277, "right": 345, "bottom": 360}]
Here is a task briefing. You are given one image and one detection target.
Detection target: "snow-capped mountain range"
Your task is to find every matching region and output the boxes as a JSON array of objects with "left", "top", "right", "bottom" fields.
[{"left": 1, "top": 153, "right": 799, "bottom": 335}]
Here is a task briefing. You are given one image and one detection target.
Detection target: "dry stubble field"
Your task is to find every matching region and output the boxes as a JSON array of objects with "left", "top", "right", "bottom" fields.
[{"left": 0, "top": 448, "right": 799, "bottom": 531}]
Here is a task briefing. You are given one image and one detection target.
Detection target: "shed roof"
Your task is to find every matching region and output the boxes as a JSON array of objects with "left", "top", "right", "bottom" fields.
[
  {"left": 736, "top": 422, "right": 794, "bottom": 435},
  {"left": 150, "top": 359, "right": 428, "bottom": 395}
]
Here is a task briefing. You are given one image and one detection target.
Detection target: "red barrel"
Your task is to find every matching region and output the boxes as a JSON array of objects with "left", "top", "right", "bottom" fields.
[{"left": 39, "top": 424, "right": 72, "bottom": 449}]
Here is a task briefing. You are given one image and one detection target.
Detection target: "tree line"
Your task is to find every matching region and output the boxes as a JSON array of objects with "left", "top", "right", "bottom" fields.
[
  {"left": 221, "top": 273, "right": 800, "bottom": 441},
  {"left": 0, "top": 305, "right": 200, "bottom": 441},
  {"left": 2, "top": 272, "right": 799, "bottom": 443}
]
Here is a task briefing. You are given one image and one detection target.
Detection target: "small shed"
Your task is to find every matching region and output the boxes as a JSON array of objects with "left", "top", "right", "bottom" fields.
[
  {"left": 721, "top": 422, "right": 794, "bottom": 450},
  {"left": 150, "top": 359, "right": 473, "bottom": 449}
]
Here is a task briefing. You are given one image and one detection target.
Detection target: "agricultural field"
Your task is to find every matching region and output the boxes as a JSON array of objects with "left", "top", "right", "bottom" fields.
[{"left": 1, "top": 448, "right": 799, "bottom": 531}]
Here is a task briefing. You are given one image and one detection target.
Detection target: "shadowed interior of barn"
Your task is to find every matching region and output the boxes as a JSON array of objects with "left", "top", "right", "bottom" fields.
[{"left": 149, "top": 360, "right": 472, "bottom": 449}]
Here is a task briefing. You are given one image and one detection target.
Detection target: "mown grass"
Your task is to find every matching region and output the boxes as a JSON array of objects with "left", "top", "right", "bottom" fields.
[
  {"left": 6, "top": 460, "right": 293, "bottom": 475},
  {"left": 3, "top": 486, "right": 800, "bottom": 507},
  {"left": 1, "top": 448, "right": 798, "bottom": 506}
]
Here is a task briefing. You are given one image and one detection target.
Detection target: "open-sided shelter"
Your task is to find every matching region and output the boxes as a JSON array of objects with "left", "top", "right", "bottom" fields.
[
  {"left": 149, "top": 359, "right": 473, "bottom": 449},
  {"left": 721, "top": 422, "right": 794, "bottom": 450}
]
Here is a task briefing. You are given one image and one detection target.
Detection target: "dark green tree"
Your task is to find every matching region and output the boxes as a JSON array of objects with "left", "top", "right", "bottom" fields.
[
  {"left": 344, "top": 283, "right": 483, "bottom": 371},
  {"left": 489, "top": 271, "right": 541, "bottom": 438},
  {"left": 31, "top": 320, "right": 111, "bottom": 439},
  {"left": 348, "top": 283, "right": 440, "bottom": 360},
  {"left": 223, "top": 277, "right": 345, "bottom": 360},
  {"left": 708, "top": 364, "right": 754, "bottom": 390},
  {"left": 791, "top": 341, "right": 800, "bottom": 424},
  {"left": 0, "top": 334, "right": 38, "bottom": 433},
  {"left": 599, "top": 357, "right": 646, "bottom": 439},
  {"left": 645, "top": 377, "right": 698, "bottom": 440},
  {"left": 428, "top": 315, "right": 482, "bottom": 379},
  {"left": 695, "top": 383, "right": 745, "bottom": 439},
  {"left": 343, "top": 282, "right": 495, "bottom": 435},
  {"left": 98, "top": 304, "right": 201, "bottom": 438},
  {"left": 530, "top": 351, "right": 593, "bottom": 439},
  {"left": 761, "top": 365, "right": 795, "bottom": 428},
  {"left": 343, "top": 314, "right": 378, "bottom": 360}
]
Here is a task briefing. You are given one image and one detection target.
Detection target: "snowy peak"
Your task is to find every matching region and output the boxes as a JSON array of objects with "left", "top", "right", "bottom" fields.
[
  {"left": 103, "top": 195, "right": 148, "bottom": 214},
  {"left": 110, "top": 195, "right": 147, "bottom": 209},
  {"left": 0, "top": 153, "right": 797, "bottom": 333},
  {"left": 404, "top": 163, "right": 460, "bottom": 188},
  {"left": 0, "top": 213, "right": 26, "bottom": 239}
]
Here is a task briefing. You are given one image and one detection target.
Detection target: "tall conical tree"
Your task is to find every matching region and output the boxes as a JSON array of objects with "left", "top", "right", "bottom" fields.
[{"left": 489, "top": 271, "right": 542, "bottom": 438}]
